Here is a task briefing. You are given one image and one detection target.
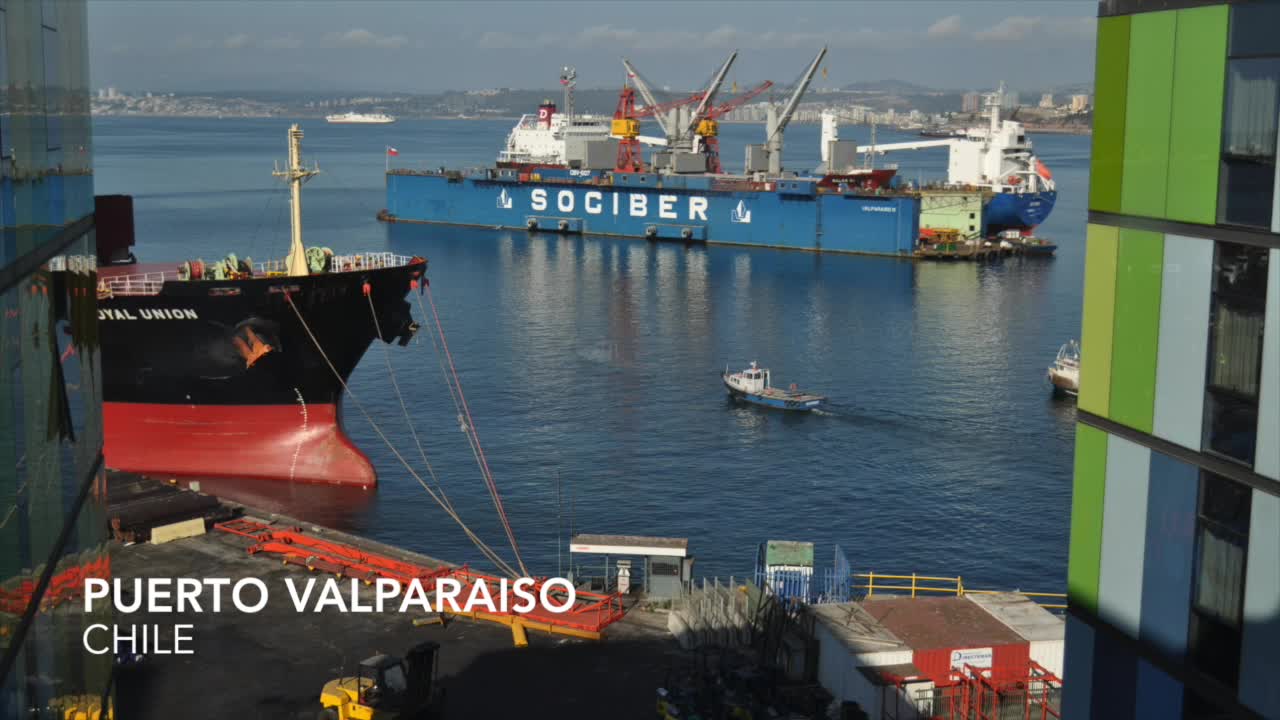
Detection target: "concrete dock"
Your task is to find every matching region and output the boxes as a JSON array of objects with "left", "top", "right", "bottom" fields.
[{"left": 111, "top": 506, "right": 678, "bottom": 719}]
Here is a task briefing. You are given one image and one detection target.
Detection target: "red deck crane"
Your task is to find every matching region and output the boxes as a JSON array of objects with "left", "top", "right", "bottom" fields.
[
  {"left": 635, "top": 92, "right": 705, "bottom": 119},
  {"left": 612, "top": 86, "right": 646, "bottom": 172},
  {"left": 612, "top": 85, "right": 704, "bottom": 172},
  {"left": 694, "top": 80, "right": 774, "bottom": 174}
]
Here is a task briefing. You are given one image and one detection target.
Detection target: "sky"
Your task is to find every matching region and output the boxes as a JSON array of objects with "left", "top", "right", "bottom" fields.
[{"left": 88, "top": 1, "right": 1098, "bottom": 94}]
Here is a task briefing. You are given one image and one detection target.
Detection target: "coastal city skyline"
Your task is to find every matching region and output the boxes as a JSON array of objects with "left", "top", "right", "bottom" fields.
[{"left": 88, "top": 82, "right": 1093, "bottom": 134}]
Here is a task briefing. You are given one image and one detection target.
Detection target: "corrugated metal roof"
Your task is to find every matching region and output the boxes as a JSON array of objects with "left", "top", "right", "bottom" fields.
[
  {"left": 861, "top": 596, "right": 1025, "bottom": 651},
  {"left": 811, "top": 602, "right": 907, "bottom": 654},
  {"left": 570, "top": 534, "right": 687, "bottom": 550},
  {"left": 966, "top": 592, "right": 1064, "bottom": 642},
  {"left": 857, "top": 662, "right": 927, "bottom": 687}
]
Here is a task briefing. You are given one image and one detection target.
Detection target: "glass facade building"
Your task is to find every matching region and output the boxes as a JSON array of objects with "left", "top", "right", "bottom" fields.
[
  {"left": 0, "top": 0, "right": 109, "bottom": 717},
  {"left": 1067, "top": 0, "right": 1280, "bottom": 718}
]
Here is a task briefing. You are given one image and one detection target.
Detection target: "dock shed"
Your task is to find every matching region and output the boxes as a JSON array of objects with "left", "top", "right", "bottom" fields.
[
  {"left": 810, "top": 595, "right": 1065, "bottom": 719},
  {"left": 569, "top": 534, "right": 692, "bottom": 600}
]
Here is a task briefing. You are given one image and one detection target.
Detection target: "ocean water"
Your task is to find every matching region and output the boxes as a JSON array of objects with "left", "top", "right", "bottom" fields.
[{"left": 93, "top": 117, "right": 1088, "bottom": 591}]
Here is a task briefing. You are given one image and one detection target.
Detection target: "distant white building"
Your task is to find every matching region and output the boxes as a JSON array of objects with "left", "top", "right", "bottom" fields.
[
  {"left": 1070, "top": 94, "right": 1091, "bottom": 112},
  {"left": 1039, "top": 93, "right": 1055, "bottom": 109}
]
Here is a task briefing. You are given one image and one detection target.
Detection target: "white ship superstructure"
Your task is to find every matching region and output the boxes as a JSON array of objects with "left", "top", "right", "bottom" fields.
[
  {"left": 497, "top": 67, "right": 612, "bottom": 166},
  {"left": 497, "top": 106, "right": 612, "bottom": 165},
  {"left": 839, "top": 84, "right": 1055, "bottom": 195},
  {"left": 325, "top": 112, "right": 396, "bottom": 124}
]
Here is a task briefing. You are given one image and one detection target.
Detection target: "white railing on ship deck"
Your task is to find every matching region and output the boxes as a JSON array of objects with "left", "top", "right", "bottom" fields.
[
  {"left": 98, "top": 272, "right": 168, "bottom": 296},
  {"left": 255, "top": 252, "right": 416, "bottom": 274},
  {"left": 99, "top": 253, "right": 418, "bottom": 296}
]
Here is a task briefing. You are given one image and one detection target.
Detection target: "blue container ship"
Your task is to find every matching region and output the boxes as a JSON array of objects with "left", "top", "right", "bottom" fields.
[{"left": 382, "top": 56, "right": 1054, "bottom": 258}]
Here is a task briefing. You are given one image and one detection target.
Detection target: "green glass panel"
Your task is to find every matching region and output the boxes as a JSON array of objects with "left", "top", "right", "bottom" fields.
[
  {"left": 1090, "top": 15, "right": 1131, "bottom": 214},
  {"left": 1166, "top": 5, "right": 1228, "bottom": 224},
  {"left": 1069, "top": 423, "right": 1108, "bottom": 613},
  {"left": 1110, "top": 229, "right": 1165, "bottom": 433},
  {"left": 1080, "top": 224, "right": 1119, "bottom": 416},
  {"left": 1121, "top": 11, "right": 1177, "bottom": 218}
]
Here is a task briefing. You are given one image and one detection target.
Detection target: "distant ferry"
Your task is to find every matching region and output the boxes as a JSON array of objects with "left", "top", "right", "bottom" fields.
[{"left": 325, "top": 112, "right": 395, "bottom": 124}]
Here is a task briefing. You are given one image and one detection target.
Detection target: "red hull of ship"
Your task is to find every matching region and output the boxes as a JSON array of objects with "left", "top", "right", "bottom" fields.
[
  {"left": 104, "top": 402, "right": 376, "bottom": 487},
  {"left": 817, "top": 168, "right": 898, "bottom": 190}
]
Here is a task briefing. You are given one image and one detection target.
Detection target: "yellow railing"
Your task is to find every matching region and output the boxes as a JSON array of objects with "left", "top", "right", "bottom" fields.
[{"left": 854, "top": 572, "right": 1067, "bottom": 610}]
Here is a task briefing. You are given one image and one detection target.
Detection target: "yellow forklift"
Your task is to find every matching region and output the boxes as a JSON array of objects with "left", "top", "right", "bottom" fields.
[{"left": 317, "top": 641, "right": 444, "bottom": 720}]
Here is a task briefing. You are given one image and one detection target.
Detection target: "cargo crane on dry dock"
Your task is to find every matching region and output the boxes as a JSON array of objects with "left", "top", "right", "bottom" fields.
[
  {"left": 612, "top": 85, "right": 646, "bottom": 172},
  {"left": 675, "top": 50, "right": 738, "bottom": 154},
  {"left": 611, "top": 82, "right": 707, "bottom": 172},
  {"left": 622, "top": 58, "right": 684, "bottom": 149},
  {"left": 619, "top": 52, "right": 741, "bottom": 173},
  {"left": 755, "top": 46, "right": 828, "bottom": 176},
  {"left": 693, "top": 79, "right": 773, "bottom": 174}
]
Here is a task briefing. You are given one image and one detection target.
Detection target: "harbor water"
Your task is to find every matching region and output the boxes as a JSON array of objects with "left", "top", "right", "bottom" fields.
[{"left": 94, "top": 117, "right": 1088, "bottom": 591}]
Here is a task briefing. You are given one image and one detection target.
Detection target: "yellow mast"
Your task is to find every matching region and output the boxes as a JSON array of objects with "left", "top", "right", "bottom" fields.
[{"left": 273, "top": 124, "right": 319, "bottom": 276}]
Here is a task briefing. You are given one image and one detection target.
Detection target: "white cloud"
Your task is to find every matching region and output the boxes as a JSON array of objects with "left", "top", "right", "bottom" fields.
[
  {"left": 474, "top": 24, "right": 896, "bottom": 53},
  {"left": 927, "top": 15, "right": 965, "bottom": 39},
  {"left": 327, "top": 28, "right": 408, "bottom": 49},
  {"left": 263, "top": 34, "right": 303, "bottom": 50},
  {"left": 170, "top": 28, "right": 409, "bottom": 53},
  {"left": 973, "top": 16, "right": 1094, "bottom": 43},
  {"left": 1049, "top": 17, "right": 1098, "bottom": 40},
  {"left": 223, "top": 33, "right": 252, "bottom": 50},
  {"left": 477, "top": 31, "right": 520, "bottom": 49},
  {"left": 172, "top": 34, "right": 213, "bottom": 51}
]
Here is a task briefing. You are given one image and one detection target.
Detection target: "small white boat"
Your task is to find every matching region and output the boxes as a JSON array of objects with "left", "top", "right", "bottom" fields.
[
  {"left": 1047, "top": 340, "right": 1080, "bottom": 397},
  {"left": 723, "top": 362, "right": 825, "bottom": 411}
]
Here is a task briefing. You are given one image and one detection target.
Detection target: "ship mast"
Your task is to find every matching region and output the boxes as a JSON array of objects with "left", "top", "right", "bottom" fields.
[
  {"left": 989, "top": 81, "right": 1005, "bottom": 135},
  {"left": 273, "top": 124, "right": 320, "bottom": 276},
  {"left": 560, "top": 66, "right": 577, "bottom": 126}
]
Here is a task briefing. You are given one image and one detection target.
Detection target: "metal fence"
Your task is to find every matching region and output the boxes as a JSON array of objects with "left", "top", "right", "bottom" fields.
[
  {"left": 856, "top": 572, "right": 1067, "bottom": 611},
  {"left": 749, "top": 565, "right": 1066, "bottom": 612},
  {"left": 668, "top": 576, "right": 755, "bottom": 650},
  {"left": 913, "top": 662, "right": 1062, "bottom": 720}
]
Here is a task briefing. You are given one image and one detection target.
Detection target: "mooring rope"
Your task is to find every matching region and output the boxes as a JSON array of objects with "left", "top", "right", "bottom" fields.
[
  {"left": 412, "top": 287, "right": 485, "bottom": 517},
  {"left": 420, "top": 280, "right": 529, "bottom": 578},
  {"left": 366, "top": 289, "right": 455, "bottom": 513},
  {"left": 283, "top": 290, "right": 519, "bottom": 578}
]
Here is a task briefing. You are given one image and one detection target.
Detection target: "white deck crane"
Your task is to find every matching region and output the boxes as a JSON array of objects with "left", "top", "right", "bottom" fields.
[
  {"left": 765, "top": 46, "right": 827, "bottom": 175},
  {"left": 621, "top": 58, "right": 676, "bottom": 144},
  {"left": 678, "top": 50, "right": 737, "bottom": 153}
]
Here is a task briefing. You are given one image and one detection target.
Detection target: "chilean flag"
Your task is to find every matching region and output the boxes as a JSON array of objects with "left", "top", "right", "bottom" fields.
[{"left": 386, "top": 146, "right": 399, "bottom": 156}]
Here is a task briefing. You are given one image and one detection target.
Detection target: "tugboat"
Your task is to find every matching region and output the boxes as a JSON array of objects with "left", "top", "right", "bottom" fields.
[
  {"left": 1047, "top": 340, "right": 1080, "bottom": 397},
  {"left": 94, "top": 124, "right": 427, "bottom": 488},
  {"left": 722, "top": 362, "right": 825, "bottom": 411}
]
